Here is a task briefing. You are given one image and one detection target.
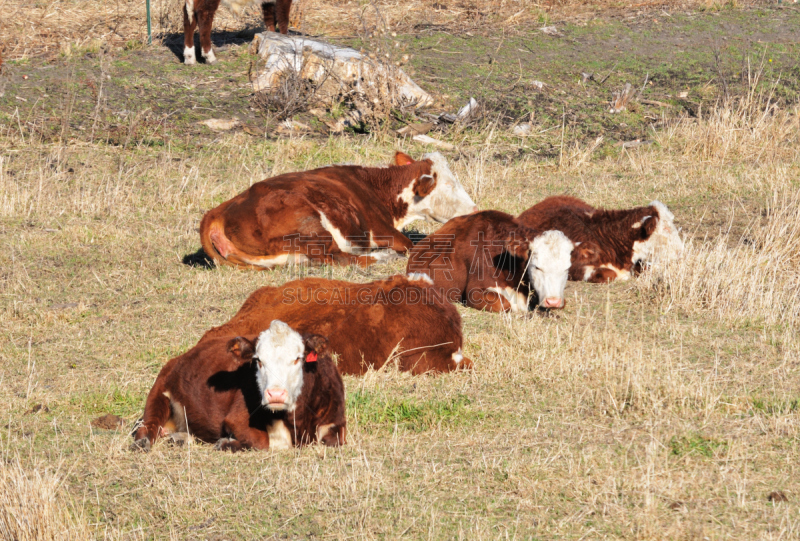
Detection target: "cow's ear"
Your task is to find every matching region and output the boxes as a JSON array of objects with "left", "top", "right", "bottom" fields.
[
  {"left": 504, "top": 234, "right": 530, "bottom": 259},
  {"left": 394, "top": 151, "right": 415, "bottom": 166},
  {"left": 413, "top": 173, "right": 437, "bottom": 197},
  {"left": 573, "top": 241, "right": 600, "bottom": 264},
  {"left": 643, "top": 213, "right": 659, "bottom": 236},
  {"left": 227, "top": 337, "right": 255, "bottom": 359},
  {"left": 303, "top": 334, "right": 329, "bottom": 356}
]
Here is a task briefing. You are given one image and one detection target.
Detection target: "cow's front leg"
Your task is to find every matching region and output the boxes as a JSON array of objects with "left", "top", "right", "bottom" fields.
[
  {"left": 182, "top": 3, "right": 198, "bottom": 65},
  {"left": 196, "top": 2, "right": 219, "bottom": 63},
  {"left": 216, "top": 418, "right": 270, "bottom": 451},
  {"left": 261, "top": 1, "right": 277, "bottom": 32}
]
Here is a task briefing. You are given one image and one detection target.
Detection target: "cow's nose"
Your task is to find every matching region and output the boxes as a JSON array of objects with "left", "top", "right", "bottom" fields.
[
  {"left": 265, "top": 388, "right": 288, "bottom": 405},
  {"left": 543, "top": 297, "right": 565, "bottom": 309},
  {"left": 469, "top": 205, "right": 479, "bottom": 214}
]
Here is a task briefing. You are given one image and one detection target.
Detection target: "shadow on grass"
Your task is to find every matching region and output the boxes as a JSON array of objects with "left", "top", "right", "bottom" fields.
[
  {"left": 158, "top": 27, "right": 263, "bottom": 63},
  {"left": 182, "top": 248, "right": 215, "bottom": 269}
]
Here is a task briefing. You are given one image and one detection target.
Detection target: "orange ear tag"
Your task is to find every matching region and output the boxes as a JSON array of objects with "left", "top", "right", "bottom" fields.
[{"left": 306, "top": 352, "right": 318, "bottom": 363}]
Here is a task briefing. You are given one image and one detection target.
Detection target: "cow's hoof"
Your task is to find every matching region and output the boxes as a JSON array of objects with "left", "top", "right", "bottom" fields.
[
  {"left": 167, "top": 432, "right": 189, "bottom": 447},
  {"left": 214, "top": 437, "right": 241, "bottom": 452},
  {"left": 183, "top": 46, "right": 196, "bottom": 65},
  {"left": 130, "top": 437, "right": 151, "bottom": 452},
  {"left": 202, "top": 49, "right": 217, "bottom": 64}
]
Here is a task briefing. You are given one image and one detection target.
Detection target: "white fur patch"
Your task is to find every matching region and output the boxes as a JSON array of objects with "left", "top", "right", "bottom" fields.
[
  {"left": 406, "top": 272, "right": 434, "bottom": 285},
  {"left": 185, "top": 0, "right": 194, "bottom": 23},
  {"left": 254, "top": 321, "right": 306, "bottom": 413},
  {"left": 237, "top": 252, "right": 308, "bottom": 268},
  {"left": 268, "top": 420, "right": 293, "bottom": 450},
  {"left": 599, "top": 263, "right": 629, "bottom": 280},
  {"left": 316, "top": 423, "right": 336, "bottom": 442},
  {"left": 528, "top": 230, "right": 574, "bottom": 306},
  {"left": 487, "top": 286, "right": 529, "bottom": 312},
  {"left": 452, "top": 349, "right": 464, "bottom": 364},
  {"left": 319, "top": 211, "right": 371, "bottom": 255},
  {"left": 631, "top": 200, "right": 685, "bottom": 269},
  {"left": 183, "top": 46, "right": 196, "bottom": 65},
  {"left": 394, "top": 153, "right": 477, "bottom": 229},
  {"left": 202, "top": 48, "right": 217, "bottom": 64}
]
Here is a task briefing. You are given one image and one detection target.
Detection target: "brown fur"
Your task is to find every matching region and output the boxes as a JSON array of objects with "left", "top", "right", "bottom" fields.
[
  {"left": 184, "top": 0, "right": 292, "bottom": 63},
  {"left": 199, "top": 152, "right": 436, "bottom": 268},
  {"left": 406, "top": 211, "right": 539, "bottom": 312},
  {"left": 517, "top": 196, "right": 660, "bottom": 283},
  {"left": 132, "top": 334, "right": 345, "bottom": 451},
  {"left": 201, "top": 275, "right": 472, "bottom": 374}
]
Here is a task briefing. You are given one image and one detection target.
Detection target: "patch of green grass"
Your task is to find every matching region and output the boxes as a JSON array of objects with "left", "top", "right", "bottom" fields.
[
  {"left": 750, "top": 396, "right": 800, "bottom": 416},
  {"left": 69, "top": 387, "right": 142, "bottom": 417},
  {"left": 670, "top": 434, "right": 728, "bottom": 459},
  {"left": 347, "top": 390, "right": 485, "bottom": 432}
]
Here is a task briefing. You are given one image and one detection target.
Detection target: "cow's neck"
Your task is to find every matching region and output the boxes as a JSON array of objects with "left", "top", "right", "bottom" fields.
[
  {"left": 355, "top": 162, "right": 431, "bottom": 226},
  {"left": 585, "top": 207, "right": 653, "bottom": 263}
]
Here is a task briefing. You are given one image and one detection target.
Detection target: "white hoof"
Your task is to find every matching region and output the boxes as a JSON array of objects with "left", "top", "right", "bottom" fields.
[
  {"left": 202, "top": 49, "right": 216, "bottom": 64},
  {"left": 183, "top": 46, "right": 196, "bottom": 65}
]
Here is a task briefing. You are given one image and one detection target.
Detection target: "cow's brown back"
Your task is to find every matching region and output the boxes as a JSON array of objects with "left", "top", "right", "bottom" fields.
[{"left": 201, "top": 275, "right": 470, "bottom": 374}]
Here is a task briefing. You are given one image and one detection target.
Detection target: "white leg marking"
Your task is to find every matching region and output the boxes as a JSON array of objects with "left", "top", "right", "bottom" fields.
[
  {"left": 582, "top": 266, "right": 595, "bottom": 281},
  {"left": 599, "top": 264, "right": 630, "bottom": 280},
  {"left": 183, "top": 46, "right": 196, "bottom": 65},
  {"left": 202, "top": 48, "right": 217, "bottom": 64},
  {"left": 268, "top": 419, "right": 293, "bottom": 450},
  {"left": 486, "top": 286, "right": 528, "bottom": 312},
  {"left": 316, "top": 423, "right": 336, "bottom": 442}
]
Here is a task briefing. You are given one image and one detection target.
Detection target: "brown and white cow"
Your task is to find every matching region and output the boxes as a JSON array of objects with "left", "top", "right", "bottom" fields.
[
  {"left": 183, "top": 0, "right": 292, "bottom": 65},
  {"left": 406, "top": 210, "right": 574, "bottom": 312},
  {"left": 199, "top": 151, "right": 477, "bottom": 268},
  {"left": 517, "top": 196, "right": 684, "bottom": 283},
  {"left": 201, "top": 274, "right": 472, "bottom": 374},
  {"left": 132, "top": 321, "right": 345, "bottom": 452}
]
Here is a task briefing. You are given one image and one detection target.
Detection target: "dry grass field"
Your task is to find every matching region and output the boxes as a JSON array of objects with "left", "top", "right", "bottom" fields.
[{"left": 2, "top": 0, "right": 800, "bottom": 539}]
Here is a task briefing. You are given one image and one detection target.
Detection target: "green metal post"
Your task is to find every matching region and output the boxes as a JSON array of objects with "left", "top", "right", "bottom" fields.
[{"left": 146, "top": 0, "right": 152, "bottom": 44}]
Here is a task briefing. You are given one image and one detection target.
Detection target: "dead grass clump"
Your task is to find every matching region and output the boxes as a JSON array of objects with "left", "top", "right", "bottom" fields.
[
  {"left": 0, "top": 462, "right": 89, "bottom": 541},
  {"left": 640, "top": 190, "right": 800, "bottom": 327},
  {"left": 658, "top": 82, "right": 800, "bottom": 166}
]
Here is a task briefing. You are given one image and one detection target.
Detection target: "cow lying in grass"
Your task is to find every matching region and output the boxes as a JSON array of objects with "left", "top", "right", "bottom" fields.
[
  {"left": 406, "top": 210, "right": 574, "bottom": 312},
  {"left": 201, "top": 274, "right": 471, "bottom": 374},
  {"left": 132, "top": 321, "right": 345, "bottom": 451},
  {"left": 517, "top": 196, "right": 684, "bottom": 283},
  {"left": 199, "top": 151, "right": 477, "bottom": 269},
  {"left": 183, "top": 0, "right": 292, "bottom": 65}
]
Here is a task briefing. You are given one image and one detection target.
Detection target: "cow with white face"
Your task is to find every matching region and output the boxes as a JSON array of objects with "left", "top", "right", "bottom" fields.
[
  {"left": 132, "top": 320, "right": 346, "bottom": 452},
  {"left": 407, "top": 210, "right": 575, "bottom": 313},
  {"left": 199, "top": 151, "right": 478, "bottom": 269},
  {"left": 527, "top": 230, "right": 574, "bottom": 309},
  {"left": 518, "top": 196, "right": 684, "bottom": 283},
  {"left": 396, "top": 152, "right": 478, "bottom": 229}
]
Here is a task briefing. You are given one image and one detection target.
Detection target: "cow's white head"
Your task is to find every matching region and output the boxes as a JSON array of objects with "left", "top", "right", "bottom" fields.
[
  {"left": 253, "top": 320, "right": 306, "bottom": 412},
  {"left": 395, "top": 152, "right": 478, "bottom": 229},
  {"left": 631, "top": 201, "right": 684, "bottom": 270},
  {"left": 527, "top": 230, "right": 574, "bottom": 309}
]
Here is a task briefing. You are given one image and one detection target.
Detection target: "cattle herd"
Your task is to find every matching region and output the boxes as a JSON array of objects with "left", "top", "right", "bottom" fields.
[
  {"left": 132, "top": 148, "right": 684, "bottom": 452},
  {"left": 132, "top": 0, "right": 685, "bottom": 453}
]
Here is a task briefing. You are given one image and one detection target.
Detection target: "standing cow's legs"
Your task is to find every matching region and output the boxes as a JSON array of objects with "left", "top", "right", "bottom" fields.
[
  {"left": 275, "top": 0, "right": 292, "bottom": 34},
  {"left": 261, "top": 0, "right": 292, "bottom": 34},
  {"left": 261, "top": 2, "right": 277, "bottom": 32},
  {"left": 183, "top": 2, "right": 198, "bottom": 65},
  {"left": 196, "top": 0, "right": 220, "bottom": 63}
]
